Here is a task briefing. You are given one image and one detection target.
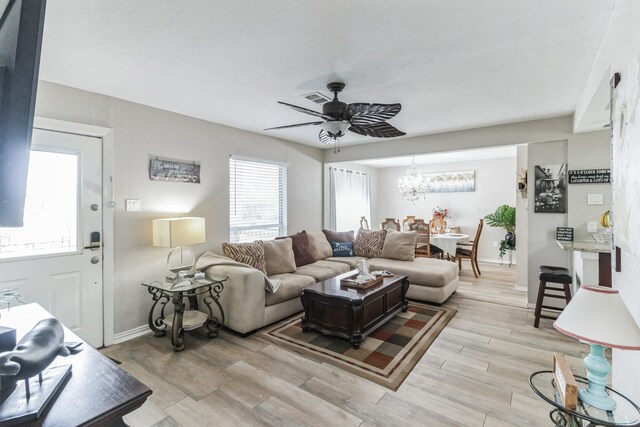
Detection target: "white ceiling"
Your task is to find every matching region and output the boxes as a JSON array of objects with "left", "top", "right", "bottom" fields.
[
  {"left": 352, "top": 145, "right": 517, "bottom": 168},
  {"left": 39, "top": 1, "right": 616, "bottom": 148}
]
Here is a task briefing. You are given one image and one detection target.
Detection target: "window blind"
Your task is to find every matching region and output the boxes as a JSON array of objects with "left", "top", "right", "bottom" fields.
[{"left": 229, "top": 157, "right": 287, "bottom": 243}]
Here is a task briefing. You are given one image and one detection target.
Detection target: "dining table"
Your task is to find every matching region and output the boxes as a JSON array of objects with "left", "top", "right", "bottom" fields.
[{"left": 430, "top": 233, "right": 470, "bottom": 257}]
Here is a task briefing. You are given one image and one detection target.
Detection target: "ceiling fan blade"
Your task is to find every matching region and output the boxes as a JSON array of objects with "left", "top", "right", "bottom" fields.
[
  {"left": 318, "top": 129, "right": 332, "bottom": 144},
  {"left": 349, "top": 122, "right": 406, "bottom": 138},
  {"left": 347, "top": 103, "right": 402, "bottom": 125},
  {"left": 278, "top": 101, "right": 333, "bottom": 120},
  {"left": 264, "top": 121, "right": 323, "bottom": 131}
]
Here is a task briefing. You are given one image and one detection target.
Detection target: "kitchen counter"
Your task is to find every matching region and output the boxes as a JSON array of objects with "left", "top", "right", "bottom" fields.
[
  {"left": 556, "top": 240, "right": 611, "bottom": 253},
  {"left": 556, "top": 240, "right": 611, "bottom": 288}
]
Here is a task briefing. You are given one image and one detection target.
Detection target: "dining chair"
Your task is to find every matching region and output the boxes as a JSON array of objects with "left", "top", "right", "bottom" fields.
[
  {"left": 409, "top": 219, "right": 443, "bottom": 259},
  {"left": 402, "top": 216, "right": 416, "bottom": 231},
  {"left": 453, "top": 219, "right": 484, "bottom": 277},
  {"left": 359, "top": 216, "right": 370, "bottom": 230},
  {"left": 381, "top": 218, "right": 400, "bottom": 231}
]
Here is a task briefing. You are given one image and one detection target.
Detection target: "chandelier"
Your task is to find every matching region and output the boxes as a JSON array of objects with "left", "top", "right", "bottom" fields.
[{"left": 397, "top": 157, "right": 429, "bottom": 203}]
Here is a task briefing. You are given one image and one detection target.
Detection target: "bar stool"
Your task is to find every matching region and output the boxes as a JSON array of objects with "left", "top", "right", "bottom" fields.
[{"left": 534, "top": 265, "right": 572, "bottom": 328}]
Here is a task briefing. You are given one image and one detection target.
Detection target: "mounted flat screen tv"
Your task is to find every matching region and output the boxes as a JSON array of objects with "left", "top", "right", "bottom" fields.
[{"left": 0, "top": 0, "right": 46, "bottom": 227}]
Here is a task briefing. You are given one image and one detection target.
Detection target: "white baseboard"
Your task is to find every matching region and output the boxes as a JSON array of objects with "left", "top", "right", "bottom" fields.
[
  {"left": 526, "top": 303, "right": 536, "bottom": 309},
  {"left": 477, "top": 258, "right": 517, "bottom": 266},
  {"left": 515, "top": 286, "right": 527, "bottom": 292},
  {"left": 113, "top": 324, "right": 150, "bottom": 345}
]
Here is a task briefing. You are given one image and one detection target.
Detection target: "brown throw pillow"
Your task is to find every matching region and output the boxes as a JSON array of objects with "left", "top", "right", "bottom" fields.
[
  {"left": 263, "top": 238, "right": 297, "bottom": 275},
  {"left": 222, "top": 241, "right": 267, "bottom": 274},
  {"left": 276, "top": 231, "right": 315, "bottom": 267},
  {"left": 322, "top": 229, "right": 355, "bottom": 244},
  {"left": 381, "top": 230, "right": 418, "bottom": 261},
  {"left": 354, "top": 229, "right": 387, "bottom": 258}
]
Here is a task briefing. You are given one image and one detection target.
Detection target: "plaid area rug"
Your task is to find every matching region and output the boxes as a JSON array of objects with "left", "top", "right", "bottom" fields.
[{"left": 260, "top": 302, "right": 456, "bottom": 390}]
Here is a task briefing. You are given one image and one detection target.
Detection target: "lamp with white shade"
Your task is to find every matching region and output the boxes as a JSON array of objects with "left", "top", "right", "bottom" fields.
[
  {"left": 553, "top": 286, "right": 640, "bottom": 411},
  {"left": 152, "top": 217, "right": 206, "bottom": 277}
]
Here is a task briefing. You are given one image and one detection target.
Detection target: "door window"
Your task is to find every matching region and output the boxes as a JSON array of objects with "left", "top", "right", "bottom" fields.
[{"left": 0, "top": 150, "right": 79, "bottom": 259}]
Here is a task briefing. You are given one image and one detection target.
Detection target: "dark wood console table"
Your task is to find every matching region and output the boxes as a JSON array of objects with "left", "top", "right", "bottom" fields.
[
  {"left": 300, "top": 272, "right": 409, "bottom": 349},
  {"left": 0, "top": 304, "right": 151, "bottom": 426}
]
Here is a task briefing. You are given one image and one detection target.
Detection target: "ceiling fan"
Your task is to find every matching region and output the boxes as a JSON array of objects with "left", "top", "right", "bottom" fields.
[{"left": 265, "top": 82, "right": 406, "bottom": 151}]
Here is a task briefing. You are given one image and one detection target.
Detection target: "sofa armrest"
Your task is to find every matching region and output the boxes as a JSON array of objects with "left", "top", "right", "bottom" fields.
[{"left": 202, "top": 264, "right": 267, "bottom": 334}]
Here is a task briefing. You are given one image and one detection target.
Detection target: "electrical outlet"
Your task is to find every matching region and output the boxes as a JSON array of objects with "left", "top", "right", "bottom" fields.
[
  {"left": 587, "top": 221, "right": 598, "bottom": 233},
  {"left": 493, "top": 241, "right": 499, "bottom": 248},
  {"left": 125, "top": 199, "right": 141, "bottom": 212}
]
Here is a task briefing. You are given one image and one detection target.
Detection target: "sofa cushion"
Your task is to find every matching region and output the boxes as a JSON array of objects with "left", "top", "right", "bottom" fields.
[
  {"left": 354, "top": 229, "right": 387, "bottom": 258},
  {"left": 221, "top": 241, "right": 267, "bottom": 274},
  {"left": 263, "top": 238, "right": 297, "bottom": 275},
  {"left": 307, "top": 231, "right": 333, "bottom": 260},
  {"left": 322, "top": 229, "right": 355, "bottom": 243},
  {"left": 276, "top": 231, "right": 315, "bottom": 267},
  {"left": 324, "top": 256, "right": 368, "bottom": 268},
  {"left": 331, "top": 241, "right": 354, "bottom": 257},
  {"left": 381, "top": 231, "right": 418, "bottom": 261},
  {"left": 265, "top": 273, "right": 315, "bottom": 306},
  {"left": 367, "top": 257, "right": 458, "bottom": 288},
  {"left": 294, "top": 260, "right": 350, "bottom": 281}
]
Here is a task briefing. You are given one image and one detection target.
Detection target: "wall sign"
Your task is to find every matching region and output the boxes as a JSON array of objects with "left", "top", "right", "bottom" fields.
[
  {"left": 149, "top": 158, "right": 201, "bottom": 183},
  {"left": 568, "top": 169, "right": 610, "bottom": 184},
  {"left": 556, "top": 227, "right": 574, "bottom": 242}
]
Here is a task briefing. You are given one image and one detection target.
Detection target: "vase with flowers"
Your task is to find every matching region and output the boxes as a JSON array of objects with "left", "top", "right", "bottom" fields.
[{"left": 431, "top": 206, "right": 449, "bottom": 234}]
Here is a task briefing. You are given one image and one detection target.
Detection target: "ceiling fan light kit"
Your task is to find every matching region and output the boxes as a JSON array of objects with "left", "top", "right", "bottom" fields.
[{"left": 266, "top": 82, "right": 406, "bottom": 153}]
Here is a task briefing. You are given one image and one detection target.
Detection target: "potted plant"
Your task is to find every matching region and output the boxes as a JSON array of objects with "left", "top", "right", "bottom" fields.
[{"left": 484, "top": 205, "right": 516, "bottom": 258}]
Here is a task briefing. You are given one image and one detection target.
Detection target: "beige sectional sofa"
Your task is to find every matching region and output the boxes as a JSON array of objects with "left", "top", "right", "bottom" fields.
[{"left": 197, "top": 231, "right": 459, "bottom": 335}]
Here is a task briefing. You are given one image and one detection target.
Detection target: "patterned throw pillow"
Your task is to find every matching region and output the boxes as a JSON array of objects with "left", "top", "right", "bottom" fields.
[
  {"left": 354, "top": 229, "right": 387, "bottom": 258},
  {"left": 222, "top": 241, "right": 267, "bottom": 274},
  {"left": 331, "top": 241, "right": 354, "bottom": 257}
]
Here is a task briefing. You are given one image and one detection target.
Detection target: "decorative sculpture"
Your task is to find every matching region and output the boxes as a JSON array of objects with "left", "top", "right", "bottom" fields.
[{"left": 0, "top": 318, "right": 70, "bottom": 399}]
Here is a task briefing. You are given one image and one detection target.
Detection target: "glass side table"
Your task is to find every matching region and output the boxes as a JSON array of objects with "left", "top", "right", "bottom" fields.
[
  {"left": 141, "top": 275, "right": 227, "bottom": 351},
  {"left": 529, "top": 370, "right": 640, "bottom": 427}
]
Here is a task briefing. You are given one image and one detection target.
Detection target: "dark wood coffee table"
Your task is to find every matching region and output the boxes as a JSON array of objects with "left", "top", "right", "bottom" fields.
[{"left": 300, "top": 272, "right": 409, "bottom": 349}]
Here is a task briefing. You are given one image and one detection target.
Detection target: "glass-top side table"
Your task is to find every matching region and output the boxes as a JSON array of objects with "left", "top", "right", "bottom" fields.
[
  {"left": 529, "top": 370, "right": 640, "bottom": 427},
  {"left": 141, "top": 275, "right": 227, "bottom": 351}
]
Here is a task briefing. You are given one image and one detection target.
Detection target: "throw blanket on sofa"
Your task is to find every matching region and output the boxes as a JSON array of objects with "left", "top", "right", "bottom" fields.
[{"left": 196, "top": 251, "right": 282, "bottom": 293}]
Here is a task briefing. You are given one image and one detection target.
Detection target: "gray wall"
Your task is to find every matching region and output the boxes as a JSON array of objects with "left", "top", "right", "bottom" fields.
[
  {"left": 35, "top": 81, "right": 324, "bottom": 334},
  {"left": 515, "top": 144, "right": 528, "bottom": 289},
  {"left": 526, "top": 140, "right": 569, "bottom": 305},
  {"left": 567, "top": 131, "right": 611, "bottom": 240}
]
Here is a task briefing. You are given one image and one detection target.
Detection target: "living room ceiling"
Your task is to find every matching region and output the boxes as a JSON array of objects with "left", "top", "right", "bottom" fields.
[{"left": 39, "top": 1, "right": 616, "bottom": 148}]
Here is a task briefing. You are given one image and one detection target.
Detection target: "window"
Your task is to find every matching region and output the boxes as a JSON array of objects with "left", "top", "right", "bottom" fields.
[
  {"left": 0, "top": 150, "right": 79, "bottom": 259},
  {"left": 229, "top": 157, "right": 287, "bottom": 243},
  {"left": 329, "top": 167, "right": 370, "bottom": 233}
]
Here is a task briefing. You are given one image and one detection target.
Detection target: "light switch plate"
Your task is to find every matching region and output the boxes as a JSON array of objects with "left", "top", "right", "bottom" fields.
[
  {"left": 587, "top": 221, "right": 598, "bottom": 233},
  {"left": 125, "top": 199, "right": 141, "bottom": 212},
  {"left": 587, "top": 193, "right": 604, "bottom": 205}
]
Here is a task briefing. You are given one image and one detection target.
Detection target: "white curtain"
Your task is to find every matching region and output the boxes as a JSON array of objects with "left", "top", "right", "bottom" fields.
[{"left": 329, "top": 167, "right": 370, "bottom": 234}]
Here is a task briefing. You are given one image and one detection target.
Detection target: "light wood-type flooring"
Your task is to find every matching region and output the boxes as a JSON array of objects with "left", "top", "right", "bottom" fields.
[{"left": 103, "top": 262, "right": 589, "bottom": 427}]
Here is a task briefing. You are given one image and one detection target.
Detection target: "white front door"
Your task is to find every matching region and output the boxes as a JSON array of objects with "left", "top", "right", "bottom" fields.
[{"left": 0, "top": 128, "right": 104, "bottom": 347}]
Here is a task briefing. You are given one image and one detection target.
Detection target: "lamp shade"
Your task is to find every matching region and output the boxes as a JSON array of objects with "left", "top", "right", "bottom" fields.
[
  {"left": 152, "top": 217, "right": 206, "bottom": 247},
  {"left": 554, "top": 286, "right": 640, "bottom": 350}
]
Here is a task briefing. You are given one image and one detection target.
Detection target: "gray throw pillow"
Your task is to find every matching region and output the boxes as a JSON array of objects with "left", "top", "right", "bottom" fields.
[
  {"left": 263, "top": 238, "right": 297, "bottom": 275},
  {"left": 307, "top": 231, "right": 333, "bottom": 260},
  {"left": 381, "top": 230, "right": 418, "bottom": 261}
]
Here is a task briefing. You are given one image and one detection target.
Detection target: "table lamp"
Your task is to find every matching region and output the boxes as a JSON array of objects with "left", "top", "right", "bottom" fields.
[
  {"left": 553, "top": 286, "right": 640, "bottom": 411},
  {"left": 152, "top": 217, "right": 206, "bottom": 276}
]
